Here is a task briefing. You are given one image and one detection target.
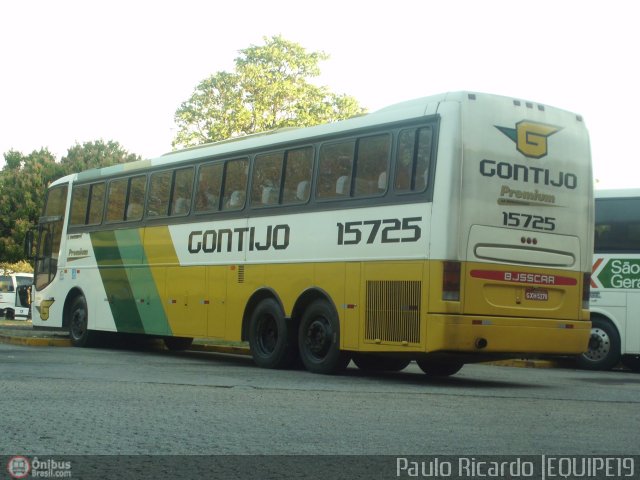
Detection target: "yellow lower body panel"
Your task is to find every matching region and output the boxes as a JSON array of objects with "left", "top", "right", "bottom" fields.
[{"left": 426, "top": 314, "right": 591, "bottom": 355}]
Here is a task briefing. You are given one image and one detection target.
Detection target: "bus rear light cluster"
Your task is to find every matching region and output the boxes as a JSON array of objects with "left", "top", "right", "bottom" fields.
[{"left": 442, "top": 261, "right": 461, "bottom": 301}]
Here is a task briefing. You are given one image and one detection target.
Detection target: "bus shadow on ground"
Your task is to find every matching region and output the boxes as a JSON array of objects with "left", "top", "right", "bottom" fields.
[{"left": 84, "top": 333, "right": 551, "bottom": 389}]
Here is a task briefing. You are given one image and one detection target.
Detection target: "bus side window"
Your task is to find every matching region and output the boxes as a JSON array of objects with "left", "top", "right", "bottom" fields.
[
  {"left": 353, "top": 134, "right": 390, "bottom": 197},
  {"left": 106, "top": 178, "right": 128, "bottom": 222},
  {"left": 252, "top": 152, "right": 283, "bottom": 207},
  {"left": 170, "top": 167, "right": 194, "bottom": 216},
  {"left": 87, "top": 183, "right": 106, "bottom": 225},
  {"left": 222, "top": 158, "right": 248, "bottom": 211},
  {"left": 125, "top": 175, "right": 146, "bottom": 221},
  {"left": 316, "top": 141, "right": 354, "bottom": 199},
  {"left": 195, "top": 163, "right": 223, "bottom": 213},
  {"left": 282, "top": 147, "right": 313, "bottom": 205},
  {"left": 395, "top": 126, "right": 432, "bottom": 193},
  {"left": 147, "top": 171, "right": 172, "bottom": 217},
  {"left": 71, "top": 182, "right": 106, "bottom": 226},
  {"left": 70, "top": 184, "right": 90, "bottom": 226}
]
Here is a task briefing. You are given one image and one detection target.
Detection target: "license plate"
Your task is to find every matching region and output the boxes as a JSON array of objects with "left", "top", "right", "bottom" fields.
[{"left": 525, "top": 288, "right": 548, "bottom": 301}]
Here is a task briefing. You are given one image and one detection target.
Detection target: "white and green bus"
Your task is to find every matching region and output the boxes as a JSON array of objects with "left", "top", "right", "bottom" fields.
[
  {"left": 28, "top": 91, "right": 593, "bottom": 376},
  {"left": 581, "top": 188, "right": 640, "bottom": 371}
]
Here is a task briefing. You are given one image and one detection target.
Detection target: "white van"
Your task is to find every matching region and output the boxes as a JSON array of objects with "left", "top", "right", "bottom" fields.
[{"left": 0, "top": 272, "right": 33, "bottom": 319}]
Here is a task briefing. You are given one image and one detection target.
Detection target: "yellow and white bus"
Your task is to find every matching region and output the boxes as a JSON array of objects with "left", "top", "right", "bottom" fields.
[
  {"left": 29, "top": 91, "right": 593, "bottom": 376},
  {"left": 583, "top": 189, "right": 640, "bottom": 371}
]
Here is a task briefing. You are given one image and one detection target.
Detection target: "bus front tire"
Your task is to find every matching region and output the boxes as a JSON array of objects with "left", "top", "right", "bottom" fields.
[
  {"left": 352, "top": 353, "right": 411, "bottom": 372},
  {"left": 249, "top": 298, "right": 296, "bottom": 369},
  {"left": 416, "top": 358, "right": 464, "bottom": 377},
  {"left": 298, "top": 300, "right": 350, "bottom": 375},
  {"left": 577, "top": 317, "right": 621, "bottom": 371},
  {"left": 5, "top": 309, "right": 15, "bottom": 320},
  {"left": 68, "top": 296, "right": 97, "bottom": 348}
]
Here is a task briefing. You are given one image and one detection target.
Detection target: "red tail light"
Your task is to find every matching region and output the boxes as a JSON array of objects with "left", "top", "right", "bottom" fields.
[{"left": 443, "top": 261, "right": 461, "bottom": 301}]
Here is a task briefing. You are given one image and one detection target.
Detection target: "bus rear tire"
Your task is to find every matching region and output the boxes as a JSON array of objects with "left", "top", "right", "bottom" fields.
[
  {"left": 69, "top": 295, "right": 98, "bottom": 347},
  {"left": 352, "top": 354, "right": 411, "bottom": 372},
  {"left": 249, "top": 298, "right": 296, "bottom": 369},
  {"left": 577, "top": 317, "right": 621, "bottom": 371},
  {"left": 298, "top": 300, "right": 350, "bottom": 374},
  {"left": 416, "top": 358, "right": 464, "bottom": 377}
]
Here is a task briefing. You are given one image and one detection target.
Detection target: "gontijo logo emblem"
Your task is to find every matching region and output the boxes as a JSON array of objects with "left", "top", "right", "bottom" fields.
[{"left": 496, "top": 121, "right": 561, "bottom": 159}]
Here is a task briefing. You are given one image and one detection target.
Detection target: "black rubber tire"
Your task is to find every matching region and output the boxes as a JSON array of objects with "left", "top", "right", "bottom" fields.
[
  {"left": 621, "top": 355, "right": 640, "bottom": 373},
  {"left": 5, "top": 309, "right": 15, "bottom": 320},
  {"left": 576, "top": 317, "right": 621, "bottom": 371},
  {"left": 249, "top": 298, "right": 296, "bottom": 369},
  {"left": 352, "top": 353, "right": 411, "bottom": 372},
  {"left": 68, "top": 296, "right": 97, "bottom": 347},
  {"left": 298, "top": 299, "right": 350, "bottom": 374},
  {"left": 164, "top": 336, "right": 194, "bottom": 351},
  {"left": 416, "top": 358, "right": 464, "bottom": 377}
]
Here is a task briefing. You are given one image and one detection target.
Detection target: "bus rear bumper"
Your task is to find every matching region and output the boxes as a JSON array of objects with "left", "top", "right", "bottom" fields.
[{"left": 426, "top": 314, "right": 591, "bottom": 355}]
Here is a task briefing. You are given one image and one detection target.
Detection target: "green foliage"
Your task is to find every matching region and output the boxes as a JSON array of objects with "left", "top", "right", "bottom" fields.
[
  {"left": 61, "top": 140, "right": 141, "bottom": 173},
  {"left": 0, "top": 260, "right": 33, "bottom": 275},
  {"left": 173, "top": 35, "right": 366, "bottom": 148},
  {"left": 0, "top": 140, "right": 140, "bottom": 263}
]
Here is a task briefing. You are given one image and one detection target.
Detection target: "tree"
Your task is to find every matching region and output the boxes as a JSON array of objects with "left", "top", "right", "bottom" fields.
[
  {"left": 0, "top": 140, "right": 141, "bottom": 263},
  {"left": 0, "top": 148, "right": 63, "bottom": 262},
  {"left": 173, "top": 35, "right": 366, "bottom": 148},
  {"left": 60, "top": 140, "right": 141, "bottom": 173}
]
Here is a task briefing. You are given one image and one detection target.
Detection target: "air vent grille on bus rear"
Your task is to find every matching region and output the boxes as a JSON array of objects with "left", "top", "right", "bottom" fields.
[{"left": 365, "top": 281, "right": 421, "bottom": 344}]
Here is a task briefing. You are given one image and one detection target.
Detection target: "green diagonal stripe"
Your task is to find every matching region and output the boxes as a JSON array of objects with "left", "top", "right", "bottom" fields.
[{"left": 91, "top": 229, "right": 171, "bottom": 335}]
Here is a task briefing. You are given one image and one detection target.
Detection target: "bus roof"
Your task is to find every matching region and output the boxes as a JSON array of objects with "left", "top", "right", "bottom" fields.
[{"left": 48, "top": 91, "right": 581, "bottom": 188}]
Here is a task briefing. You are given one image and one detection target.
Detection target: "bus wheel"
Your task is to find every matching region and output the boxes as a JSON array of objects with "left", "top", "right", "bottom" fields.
[
  {"left": 164, "top": 337, "right": 194, "bottom": 351},
  {"left": 249, "top": 298, "right": 295, "bottom": 369},
  {"left": 352, "top": 354, "right": 411, "bottom": 372},
  {"left": 577, "top": 317, "right": 621, "bottom": 370},
  {"left": 621, "top": 355, "right": 640, "bottom": 372},
  {"left": 416, "top": 358, "right": 463, "bottom": 377},
  {"left": 68, "top": 296, "right": 97, "bottom": 348},
  {"left": 5, "top": 309, "right": 15, "bottom": 320},
  {"left": 298, "top": 300, "right": 350, "bottom": 374}
]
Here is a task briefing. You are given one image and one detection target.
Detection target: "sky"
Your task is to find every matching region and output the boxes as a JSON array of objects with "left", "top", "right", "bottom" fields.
[{"left": 1, "top": 0, "right": 638, "bottom": 188}]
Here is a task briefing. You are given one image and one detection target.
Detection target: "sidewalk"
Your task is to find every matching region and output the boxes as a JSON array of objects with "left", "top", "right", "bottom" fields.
[
  {"left": 0, "top": 319, "right": 72, "bottom": 347},
  {"left": 0, "top": 318, "right": 568, "bottom": 369}
]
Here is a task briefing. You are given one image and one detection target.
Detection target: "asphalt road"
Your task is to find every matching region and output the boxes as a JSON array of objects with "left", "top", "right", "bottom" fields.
[{"left": 2, "top": 340, "right": 639, "bottom": 459}]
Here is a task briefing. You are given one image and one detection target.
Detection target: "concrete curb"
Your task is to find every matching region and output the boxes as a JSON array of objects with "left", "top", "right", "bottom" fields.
[
  {"left": 0, "top": 333, "right": 72, "bottom": 347},
  {"left": 484, "top": 358, "right": 561, "bottom": 369}
]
